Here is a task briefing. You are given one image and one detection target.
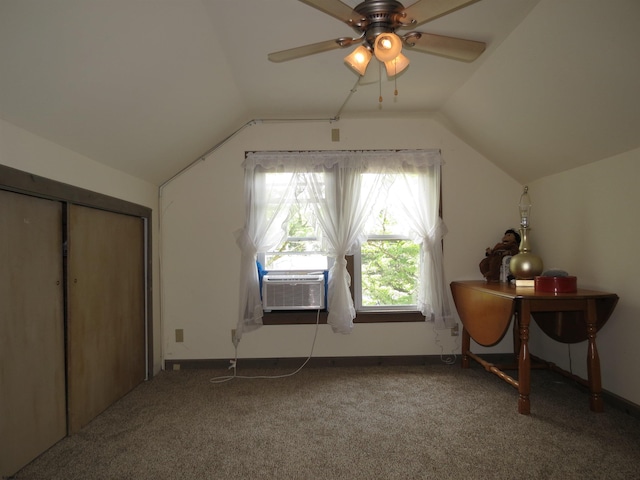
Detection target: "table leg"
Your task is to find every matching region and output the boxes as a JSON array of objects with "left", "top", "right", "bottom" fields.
[
  {"left": 518, "top": 302, "right": 531, "bottom": 415},
  {"left": 512, "top": 311, "right": 521, "bottom": 359},
  {"left": 461, "top": 324, "right": 470, "bottom": 369},
  {"left": 586, "top": 298, "right": 604, "bottom": 412}
]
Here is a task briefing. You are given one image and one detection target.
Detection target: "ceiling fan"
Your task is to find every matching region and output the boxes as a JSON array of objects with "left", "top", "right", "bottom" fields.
[{"left": 268, "top": 0, "right": 486, "bottom": 77}]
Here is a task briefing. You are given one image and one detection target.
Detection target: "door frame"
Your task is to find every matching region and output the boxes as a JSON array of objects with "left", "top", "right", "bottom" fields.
[{"left": 0, "top": 164, "right": 154, "bottom": 379}]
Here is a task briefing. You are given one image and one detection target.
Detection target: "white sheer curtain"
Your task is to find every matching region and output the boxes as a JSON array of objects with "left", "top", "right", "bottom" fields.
[
  {"left": 304, "top": 160, "right": 386, "bottom": 334},
  {"left": 391, "top": 159, "right": 453, "bottom": 329},
  {"left": 235, "top": 149, "right": 450, "bottom": 337},
  {"left": 233, "top": 161, "right": 297, "bottom": 340}
]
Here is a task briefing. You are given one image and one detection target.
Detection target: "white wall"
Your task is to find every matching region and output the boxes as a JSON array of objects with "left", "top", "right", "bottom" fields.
[
  {"left": 160, "top": 116, "right": 523, "bottom": 364},
  {"left": 8, "top": 111, "right": 635, "bottom": 407},
  {"left": 528, "top": 147, "right": 640, "bottom": 407},
  {"left": 0, "top": 118, "right": 162, "bottom": 374}
]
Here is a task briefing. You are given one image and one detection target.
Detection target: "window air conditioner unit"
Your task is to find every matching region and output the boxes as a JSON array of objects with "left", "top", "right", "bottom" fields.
[{"left": 262, "top": 274, "right": 326, "bottom": 311}]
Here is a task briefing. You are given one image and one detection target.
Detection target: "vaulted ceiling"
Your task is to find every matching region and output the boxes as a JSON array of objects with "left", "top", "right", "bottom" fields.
[{"left": 1, "top": 0, "right": 639, "bottom": 185}]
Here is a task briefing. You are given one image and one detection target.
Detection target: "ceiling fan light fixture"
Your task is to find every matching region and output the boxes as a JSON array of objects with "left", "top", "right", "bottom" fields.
[
  {"left": 344, "top": 45, "right": 372, "bottom": 76},
  {"left": 373, "top": 32, "right": 402, "bottom": 62},
  {"left": 384, "top": 52, "right": 410, "bottom": 77}
]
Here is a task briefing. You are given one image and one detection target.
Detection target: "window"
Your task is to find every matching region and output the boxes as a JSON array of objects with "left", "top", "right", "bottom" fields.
[
  {"left": 355, "top": 173, "right": 421, "bottom": 311},
  {"left": 235, "top": 150, "right": 452, "bottom": 340},
  {"left": 259, "top": 172, "right": 329, "bottom": 272}
]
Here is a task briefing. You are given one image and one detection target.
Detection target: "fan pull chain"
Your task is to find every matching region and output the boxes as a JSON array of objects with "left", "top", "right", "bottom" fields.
[
  {"left": 394, "top": 60, "right": 398, "bottom": 96},
  {"left": 378, "top": 61, "right": 383, "bottom": 103}
]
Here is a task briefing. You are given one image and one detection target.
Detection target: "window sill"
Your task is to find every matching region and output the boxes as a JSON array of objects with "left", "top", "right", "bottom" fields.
[{"left": 261, "top": 310, "right": 424, "bottom": 325}]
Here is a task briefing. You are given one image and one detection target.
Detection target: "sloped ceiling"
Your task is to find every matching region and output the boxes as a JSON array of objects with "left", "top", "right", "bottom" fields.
[{"left": 1, "top": 0, "right": 639, "bottom": 185}]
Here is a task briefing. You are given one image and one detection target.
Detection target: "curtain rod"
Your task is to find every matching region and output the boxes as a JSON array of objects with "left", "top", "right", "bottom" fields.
[{"left": 245, "top": 148, "right": 442, "bottom": 155}]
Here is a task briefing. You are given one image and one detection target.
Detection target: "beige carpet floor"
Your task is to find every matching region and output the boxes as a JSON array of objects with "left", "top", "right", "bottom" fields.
[{"left": 11, "top": 362, "right": 640, "bottom": 480}]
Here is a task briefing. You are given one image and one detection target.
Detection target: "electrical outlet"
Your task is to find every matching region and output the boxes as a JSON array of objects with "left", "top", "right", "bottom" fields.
[
  {"left": 175, "top": 329, "right": 184, "bottom": 342},
  {"left": 450, "top": 324, "right": 459, "bottom": 336}
]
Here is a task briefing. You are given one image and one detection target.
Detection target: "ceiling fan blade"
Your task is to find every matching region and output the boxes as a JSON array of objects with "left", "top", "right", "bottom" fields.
[
  {"left": 268, "top": 37, "right": 358, "bottom": 63},
  {"left": 298, "top": 0, "right": 365, "bottom": 26},
  {"left": 400, "top": 0, "right": 481, "bottom": 26},
  {"left": 402, "top": 32, "right": 486, "bottom": 62}
]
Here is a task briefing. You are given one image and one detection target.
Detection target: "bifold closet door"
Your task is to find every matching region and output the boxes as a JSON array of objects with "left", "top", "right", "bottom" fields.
[
  {"left": 67, "top": 204, "right": 145, "bottom": 433},
  {"left": 0, "top": 190, "right": 66, "bottom": 477}
]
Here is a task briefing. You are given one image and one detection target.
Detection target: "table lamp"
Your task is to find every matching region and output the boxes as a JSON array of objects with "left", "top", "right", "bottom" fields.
[{"left": 509, "top": 186, "right": 543, "bottom": 284}]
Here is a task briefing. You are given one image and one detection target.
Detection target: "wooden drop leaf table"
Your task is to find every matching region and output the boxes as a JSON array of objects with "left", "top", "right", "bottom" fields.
[{"left": 450, "top": 280, "right": 618, "bottom": 415}]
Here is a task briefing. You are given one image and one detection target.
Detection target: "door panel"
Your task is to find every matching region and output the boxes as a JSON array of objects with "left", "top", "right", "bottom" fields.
[
  {"left": 67, "top": 205, "right": 145, "bottom": 433},
  {"left": 0, "top": 190, "right": 66, "bottom": 477}
]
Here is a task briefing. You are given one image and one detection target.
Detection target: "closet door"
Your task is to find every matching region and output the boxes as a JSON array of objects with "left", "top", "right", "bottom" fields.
[
  {"left": 67, "top": 204, "right": 145, "bottom": 433},
  {"left": 0, "top": 190, "right": 66, "bottom": 477}
]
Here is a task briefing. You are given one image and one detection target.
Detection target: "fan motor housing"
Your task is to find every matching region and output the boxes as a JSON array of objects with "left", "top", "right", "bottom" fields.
[{"left": 353, "top": 0, "right": 405, "bottom": 45}]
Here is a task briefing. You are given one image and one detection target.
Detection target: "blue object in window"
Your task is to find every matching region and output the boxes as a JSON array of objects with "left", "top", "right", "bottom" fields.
[{"left": 256, "top": 261, "right": 266, "bottom": 299}]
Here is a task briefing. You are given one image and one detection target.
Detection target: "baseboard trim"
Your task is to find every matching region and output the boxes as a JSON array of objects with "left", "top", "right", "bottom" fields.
[
  {"left": 162, "top": 354, "right": 640, "bottom": 419},
  {"left": 164, "top": 354, "right": 451, "bottom": 372}
]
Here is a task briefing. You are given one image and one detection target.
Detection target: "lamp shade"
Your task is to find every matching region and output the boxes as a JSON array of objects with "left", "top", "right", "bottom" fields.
[
  {"left": 384, "top": 52, "right": 410, "bottom": 77},
  {"left": 344, "top": 45, "right": 372, "bottom": 76},
  {"left": 374, "top": 32, "right": 402, "bottom": 62}
]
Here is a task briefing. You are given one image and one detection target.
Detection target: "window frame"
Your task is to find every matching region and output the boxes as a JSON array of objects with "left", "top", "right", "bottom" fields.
[
  {"left": 262, "top": 232, "right": 441, "bottom": 326},
  {"left": 257, "top": 168, "right": 329, "bottom": 273},
  {"left": 257, "top": 152, "right": 443, "bottom": 326},
  {"left": 354, "top": 234, "right": 421, "bottom": 313},
  {"left": 261, "top": 255, "right": 425, "bottom": 326}
]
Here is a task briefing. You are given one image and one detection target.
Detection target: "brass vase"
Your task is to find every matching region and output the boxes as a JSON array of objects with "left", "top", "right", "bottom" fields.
[{"left": 509, "top": 227, "right": 543, "bottom": 279}]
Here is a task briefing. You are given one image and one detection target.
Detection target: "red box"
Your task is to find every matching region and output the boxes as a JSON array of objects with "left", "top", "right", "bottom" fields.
[{"left": 534, "top": 276, "right": 577, "bottom": 293}]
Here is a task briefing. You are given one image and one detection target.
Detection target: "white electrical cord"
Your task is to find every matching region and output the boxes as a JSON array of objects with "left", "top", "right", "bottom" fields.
[
  {"left": 210, "top": 309, "right": 322, "bottom": 384},
  {"left": 434, "top": 325, "right": 458, "bottom": 365}
]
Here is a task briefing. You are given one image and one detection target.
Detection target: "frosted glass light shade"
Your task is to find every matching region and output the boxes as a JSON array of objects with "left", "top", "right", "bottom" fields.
[
  {"left": 374, "top": 33, "right": 402, "bottom": 62},
  {"left": 344, "top": 46, "right": 372, "bottom": 76},
  {"left": 384, "top": 53, "right": 410, "bottom": 77}
]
